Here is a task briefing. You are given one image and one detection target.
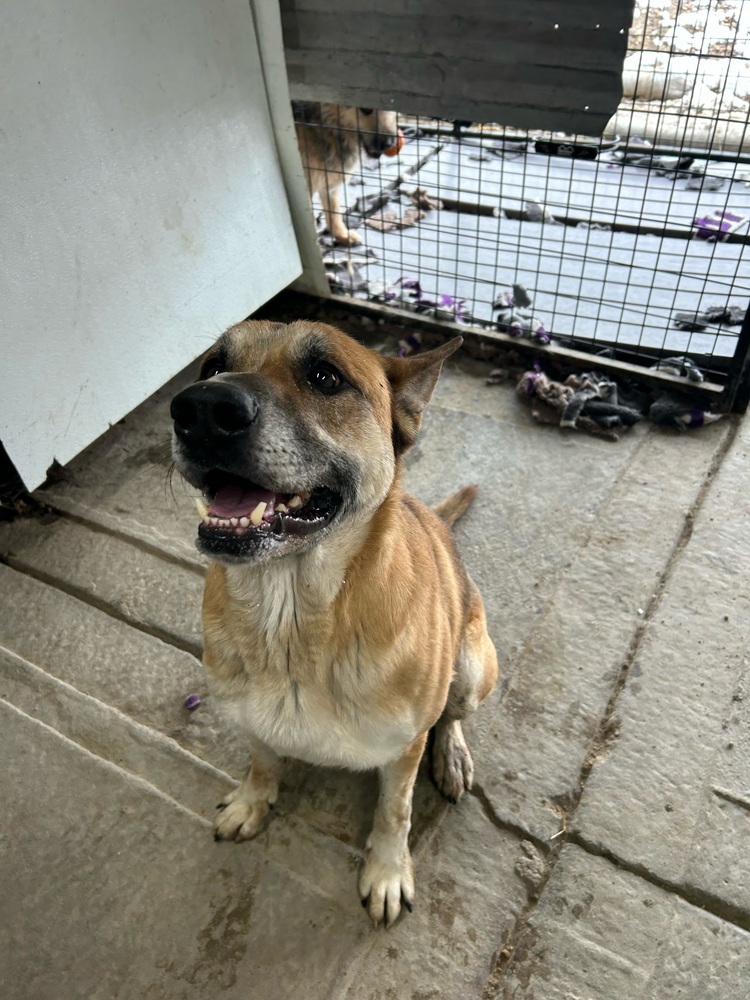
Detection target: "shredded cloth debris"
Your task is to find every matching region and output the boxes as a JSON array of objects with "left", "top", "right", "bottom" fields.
[
  {"left": 325, "top": 260, "right": 368, "bottom": 293},
  {"left": 685, "top": 174, "right": 725, "bottom": 191},
  {"left": 365, "top": 208, "right": 425, "bottom": 233},
  {"left": 515, "top": 370, "right": 643, "bottom": 440},
  {"left": 649, "top": 394, "right": 724, "bottom": 430},
  {"left": 514, "top": 365, "right": 722, "bottom": 439},
  {"left": 408, "top": 187, "right": 443, "bottom": 211},
  {"left": 366, "top": 277, "right": 475, "bottom": 324},
  {"left": 616, "top": 151, "right": 696, "bottom": 179},
  {"left": 672, "top": 306, "right": 746, "bottom": 332},
  {"left": 524, "top": 199, "right": 556, "bottom": 223},
  {"left": 692, "top": 209, "right": 747, "bottom": 241},
  {"left": 493, "top": 284, "right": 550, "bottom": 344},
  {"left": 650, "top": 356, "right": 705, "bottom": 382}
]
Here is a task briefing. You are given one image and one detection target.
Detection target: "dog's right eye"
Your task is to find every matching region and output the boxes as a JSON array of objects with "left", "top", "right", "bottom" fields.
[
  {"left": 308, "top": 362, "right": 344, "bottom": 396},
  {"left": 200, "top": 358, "right": 224, "bottom": 380}
]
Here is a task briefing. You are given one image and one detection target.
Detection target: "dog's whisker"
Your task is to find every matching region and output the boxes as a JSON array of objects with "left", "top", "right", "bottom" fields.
[{"left": 165, "top": 461, "right": 180, "bottom": 505}]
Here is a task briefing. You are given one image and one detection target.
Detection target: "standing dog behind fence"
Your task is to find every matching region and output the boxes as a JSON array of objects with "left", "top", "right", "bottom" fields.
[{"left": 293, "top": 102, "right": 399, "bottom": 246}]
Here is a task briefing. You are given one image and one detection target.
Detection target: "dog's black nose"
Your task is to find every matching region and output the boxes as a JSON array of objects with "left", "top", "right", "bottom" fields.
[
  {"left": 171, "top": 381, "right": 259, "bottom": 440},
  {"left": 367, "top": 133, "right": 398, "bottom": 155}
]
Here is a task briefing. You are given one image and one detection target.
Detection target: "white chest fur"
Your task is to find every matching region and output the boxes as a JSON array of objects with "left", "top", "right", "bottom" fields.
[
  {"left": 212, "top": 557, "right": 416, "bottom": 770},
  {"left": 218, "top": 677, "right": 414, "bottom": 771}
]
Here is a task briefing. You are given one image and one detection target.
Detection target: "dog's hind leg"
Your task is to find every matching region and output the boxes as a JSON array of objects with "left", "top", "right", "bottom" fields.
[
  {"left": 432, "top": 579, "right": 498, "bottom": 803},
  {"left": 214, "top": 737, "right": 282, "bottom": 842},
  {"left": 359, "top": 732, "right": 426, "bottom": 927}
]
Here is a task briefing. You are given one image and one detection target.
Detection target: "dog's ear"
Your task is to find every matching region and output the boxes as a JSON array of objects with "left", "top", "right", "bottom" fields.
[{"left": 383, "top": 337, "right": 463, "bottom": 454}]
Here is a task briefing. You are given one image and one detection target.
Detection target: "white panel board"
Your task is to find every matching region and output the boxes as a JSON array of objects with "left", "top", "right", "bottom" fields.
[{"left": 0, "top": 0, "right": 302, "bottom": 490}]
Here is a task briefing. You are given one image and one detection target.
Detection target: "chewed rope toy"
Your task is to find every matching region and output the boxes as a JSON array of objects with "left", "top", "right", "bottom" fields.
[{"left": 516, "top": 367, "right": 722, "bottom": 438}]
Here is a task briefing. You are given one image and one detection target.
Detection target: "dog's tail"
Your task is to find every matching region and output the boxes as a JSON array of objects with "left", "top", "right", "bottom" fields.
[{"left": 433, "top": 484, "right": 478, "bottom": 527}]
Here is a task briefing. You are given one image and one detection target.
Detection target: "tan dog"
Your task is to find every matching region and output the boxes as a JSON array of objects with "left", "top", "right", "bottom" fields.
[
  {"left": 170, "top": 320, "right": 498, "bottom": 926},
  {"left": 293, "top": 102, "right": 399, "bottom": 246}
]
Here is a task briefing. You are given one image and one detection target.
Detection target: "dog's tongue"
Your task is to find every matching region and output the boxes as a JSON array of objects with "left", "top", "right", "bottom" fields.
[{"left": 207, "top": 484, "right": 276, "bottom": 518}]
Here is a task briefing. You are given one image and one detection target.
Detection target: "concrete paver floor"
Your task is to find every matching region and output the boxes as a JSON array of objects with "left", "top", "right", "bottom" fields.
[{"left": 1, "top": 309, "right": 749, "bottom": 998}]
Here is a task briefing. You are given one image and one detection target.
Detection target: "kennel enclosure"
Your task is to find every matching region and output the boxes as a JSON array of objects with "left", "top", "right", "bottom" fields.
[{"left": 283, "top": 0, "right": 750, "bottom": 411}]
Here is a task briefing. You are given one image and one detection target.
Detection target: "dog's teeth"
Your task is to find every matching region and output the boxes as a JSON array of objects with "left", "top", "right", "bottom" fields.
[
  {"left": 239, "top": 516, "right": 249, "bottom": 528},
  {"left": 288, "top": 495, "right": 303, "bottom": 510},
  {"left": 230, "top": 517, "right": 239, "bottom": 527},
  {"left": 195, "top": 497, "right": 208, "bottom": 518},
  {"left": 250, "top": 502, "right": 266, "bottom": 526},
  {"left": 276, "top": 503, "right": 288, "bottom": 513}
]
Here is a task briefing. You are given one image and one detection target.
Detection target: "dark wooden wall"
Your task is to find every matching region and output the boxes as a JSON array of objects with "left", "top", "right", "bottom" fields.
[{"left": 280, "top": 0, "right": 635, "bottom": 135}]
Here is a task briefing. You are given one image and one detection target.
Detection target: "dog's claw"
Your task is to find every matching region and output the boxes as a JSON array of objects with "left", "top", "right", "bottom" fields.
[
  {"left": 214, "top": 792, "right": 273, "bottom": 842},
  {"left": 359, "top": 843, "right": 415, "bottom": 928}
]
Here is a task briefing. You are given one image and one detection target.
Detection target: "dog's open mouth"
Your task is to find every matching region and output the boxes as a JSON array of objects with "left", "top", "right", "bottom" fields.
[{"left": 195, "top": 471, "right": 341, "bottom": 553}]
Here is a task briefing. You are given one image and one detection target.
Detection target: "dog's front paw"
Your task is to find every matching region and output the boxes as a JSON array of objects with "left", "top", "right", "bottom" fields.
[
  {"left": 432, "top": 720, "right": 474, "bottom": 804},
  {"left": 214, "top": 786, "right": 272, "bottom": 842},
  {"left": 333, "top": 227, "right": 362, "bottom": 247},
  {"left": 359, "top": 838, "right": 415, "bottom": 928}
]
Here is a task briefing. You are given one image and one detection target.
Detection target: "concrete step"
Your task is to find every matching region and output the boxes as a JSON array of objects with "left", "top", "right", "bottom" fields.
[
  {"left": 0, "top": 563, "right": 247, "bottom": 776},
  {"left": 0, "top": 697, "right": 368, "bottom": 1000},
  {"left": 0, "top": 644, "right": 233, "bottom": 820},
  {"left": 0, "top": 513, "right": 204, "bottom": 657}
]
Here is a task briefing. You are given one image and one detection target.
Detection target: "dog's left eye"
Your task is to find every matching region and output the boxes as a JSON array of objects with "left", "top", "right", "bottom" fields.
[{"left": 308, "top": 363, "right": 344, "bottom": 395}]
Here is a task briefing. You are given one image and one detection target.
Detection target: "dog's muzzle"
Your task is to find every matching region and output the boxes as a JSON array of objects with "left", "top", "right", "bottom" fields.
[
  {"left": 170, "top": 380, "right": 343, "bottom": 561},
  {"left": 363, "top": 133, "right": 400, "bottom": 158}
]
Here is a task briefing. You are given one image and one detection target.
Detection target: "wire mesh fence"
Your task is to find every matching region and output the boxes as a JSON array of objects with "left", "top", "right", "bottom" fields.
[{"left": 293, "top": 0, "right": 750, "bottom": 402}]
